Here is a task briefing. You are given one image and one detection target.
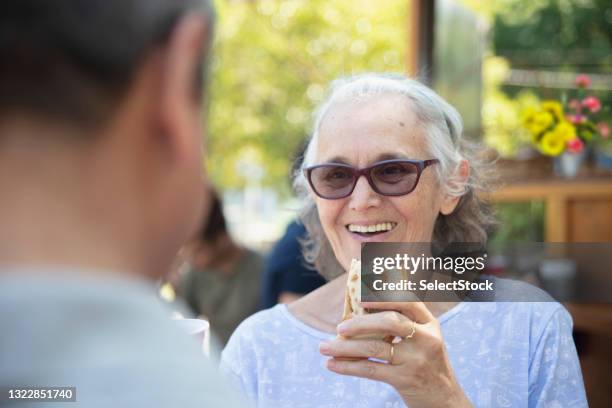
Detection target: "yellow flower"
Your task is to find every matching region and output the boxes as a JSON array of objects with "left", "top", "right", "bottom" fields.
[
  {"left": 542, "top": 100, "right": 564, "bottom": 122},
  {"left": 552, "top": 121, "right": 576, "bottom": 142},
  {"left": 521, "top": 107, "right": 536, "bottom": 127},
  {"left": 523, "top": 107, "right": 553, "bottom": 137},
  {"left": 529, "top": 111, "right": 554, "bottom": 135},
  {"left": 539, "top": 131, "right": 566, "bottom": 156}
]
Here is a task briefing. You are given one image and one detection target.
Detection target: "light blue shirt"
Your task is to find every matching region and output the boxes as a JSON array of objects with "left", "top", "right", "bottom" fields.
[
  {"left": 221, "top": 293, "right": 587, "bottom": 407},
  {"left": 0, "top": 269, "right": 244, "bottom": 408}
]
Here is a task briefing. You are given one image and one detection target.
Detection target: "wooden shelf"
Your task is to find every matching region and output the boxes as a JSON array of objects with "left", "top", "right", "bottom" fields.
[{"left": 483, "top": 159, "right": 612, "bottom": 242}]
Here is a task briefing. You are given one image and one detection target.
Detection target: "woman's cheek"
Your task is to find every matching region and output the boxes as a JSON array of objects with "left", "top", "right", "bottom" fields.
[
  {"left": 397, "top": 191, "right": 440, "bottom": 241},
  {"left": 316, "top": 200, "right": 351, "bottom": 267}
]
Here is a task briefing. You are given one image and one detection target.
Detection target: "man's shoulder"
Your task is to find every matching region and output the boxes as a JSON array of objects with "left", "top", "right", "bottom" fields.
[
  {"left": 0, "top": 270, "right": 243, "bottom": 407},
  {"left": 0, "top": 270, "right": 202, "bottom": 361}
]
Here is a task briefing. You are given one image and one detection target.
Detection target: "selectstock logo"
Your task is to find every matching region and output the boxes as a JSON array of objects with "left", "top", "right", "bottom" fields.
[{"left": 360, "top": 242, "right": 612, "bottom": 303}]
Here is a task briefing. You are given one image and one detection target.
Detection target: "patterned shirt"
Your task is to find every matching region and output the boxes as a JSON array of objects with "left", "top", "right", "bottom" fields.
[{"left": 221, "top": 292, "right": 587, "bottom": 407}]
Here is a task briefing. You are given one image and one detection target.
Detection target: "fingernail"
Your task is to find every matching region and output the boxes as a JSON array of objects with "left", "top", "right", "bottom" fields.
[
  {"left": 337, "top": 322, "right": 348, "bottom": 334},
  {"left": 319, "top": 342, "right": 330, "bottom": 354},
  {"left": 326, "top": 359, "right": 336, "bottom": 369}
]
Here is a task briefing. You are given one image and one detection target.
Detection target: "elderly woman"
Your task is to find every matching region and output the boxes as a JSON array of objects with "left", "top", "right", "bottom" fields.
[{"left": 220, "top": 74, "right": 587, "bottom": 407}]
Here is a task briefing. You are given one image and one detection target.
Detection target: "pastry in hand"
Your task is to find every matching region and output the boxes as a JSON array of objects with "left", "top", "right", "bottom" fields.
[{"left": 337, "top": 259, "right": 394, "bottom": 359}]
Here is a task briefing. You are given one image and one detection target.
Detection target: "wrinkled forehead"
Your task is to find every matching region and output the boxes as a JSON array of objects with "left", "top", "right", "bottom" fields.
[{"left": 315, "top": 94, "right": 430, "bottom": 164}]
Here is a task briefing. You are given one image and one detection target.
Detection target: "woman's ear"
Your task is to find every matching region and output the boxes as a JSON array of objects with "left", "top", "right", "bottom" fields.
[{"left": 440, "top": 159, "right": 470, "bottom": 215}]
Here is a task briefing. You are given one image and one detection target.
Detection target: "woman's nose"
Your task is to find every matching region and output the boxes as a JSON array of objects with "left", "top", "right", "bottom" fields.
[{"left": 349, "top": 176, "right": 381, "bottom": 211}]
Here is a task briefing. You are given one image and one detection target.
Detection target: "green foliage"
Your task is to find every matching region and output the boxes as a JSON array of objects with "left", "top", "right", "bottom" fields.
[
  {"left": 492, "top": 0, "right": 612, "bottom": 73},
  {"left": 489, "top": 201, "right": 545, "bottom": 249},
  {"left": 207, "top": 0, "right": 406, "bottom": 194}
]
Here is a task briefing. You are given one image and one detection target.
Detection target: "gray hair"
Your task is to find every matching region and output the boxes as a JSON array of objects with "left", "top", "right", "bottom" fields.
[{"left": 293, "top": 73, "right": 496, "bottom": 281}]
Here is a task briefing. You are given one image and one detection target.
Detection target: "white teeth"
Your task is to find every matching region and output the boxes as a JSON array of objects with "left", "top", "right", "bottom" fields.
[{"left": 347, "top": 222, "right": 396, "bottom": 233}]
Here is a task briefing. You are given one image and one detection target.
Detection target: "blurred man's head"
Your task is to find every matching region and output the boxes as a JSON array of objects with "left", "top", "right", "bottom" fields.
[{"left": 0, "top": 0, "right": 215, "bottom": 278}]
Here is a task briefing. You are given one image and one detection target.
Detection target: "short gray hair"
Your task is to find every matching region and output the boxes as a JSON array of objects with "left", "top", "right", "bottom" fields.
[{"left": 293, "top": 73, "right": 496, "bottom": 281}]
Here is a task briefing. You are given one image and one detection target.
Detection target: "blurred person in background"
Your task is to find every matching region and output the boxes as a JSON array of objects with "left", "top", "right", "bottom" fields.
[
  {"left": 259, "top": 144, "right": 327, "bottom": 310},
  {"left": 178, "top": 190, "right": 264, "bottom": 346},
  {"left": 259, "top": 220, "right": 326, "bottom": 309},
  {"left": 0, "top": 0, "right": 242, "bottom": 406}
]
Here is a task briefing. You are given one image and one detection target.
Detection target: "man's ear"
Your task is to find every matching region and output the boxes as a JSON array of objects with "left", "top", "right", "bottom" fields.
[
  {"left": 440, "top": 159, "right": 470, "bottom": 215},
  {"left": 158, "top": 14, "right": 209, "bottom": 161}
]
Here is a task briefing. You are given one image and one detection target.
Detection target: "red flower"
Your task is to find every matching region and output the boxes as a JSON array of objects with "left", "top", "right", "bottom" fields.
[
  {"left": 598, "top": 122, "right": 610, "bottom": 139},
  {"left": 575, "top": 74, "right": 591, "bottom": 88},
  {"left": 567, "top": 138, "right": 585, "bottom": 154},
  {"left": 567, "top": 114, "right": 586, "bottom": 124},
  {"left": 582, "top": 96, "right": 601, "bottom": 113}
]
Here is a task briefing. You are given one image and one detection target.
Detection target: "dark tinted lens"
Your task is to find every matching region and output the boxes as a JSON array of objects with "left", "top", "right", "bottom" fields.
[
  {"left": 309, "top": 165, "right": 355, "bottom": 198},
  {"left": 371, "top": 162, "right": 418, "bottom": 194}
]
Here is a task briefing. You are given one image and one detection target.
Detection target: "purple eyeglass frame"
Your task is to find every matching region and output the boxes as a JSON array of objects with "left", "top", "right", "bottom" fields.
[{"left": 303, "top": 158, "right": 439, "bottom": 199}]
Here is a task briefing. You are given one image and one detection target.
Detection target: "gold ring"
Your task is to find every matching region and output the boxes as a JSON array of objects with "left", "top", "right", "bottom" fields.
[
  {"left": 389, "top": 343, "right": 395, "bottom": 365},
  {"left": 405, "top": 320, "right": 416, "bottom": 339}
]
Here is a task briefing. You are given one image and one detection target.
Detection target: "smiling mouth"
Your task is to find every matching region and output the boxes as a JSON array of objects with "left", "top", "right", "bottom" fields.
[{"left": 346, "top": 222, "right": 397, "bottom": 237}]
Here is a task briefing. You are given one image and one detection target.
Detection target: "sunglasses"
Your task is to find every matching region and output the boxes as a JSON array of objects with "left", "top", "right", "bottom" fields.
[{"left": 304, "top": 159, "right": 439, "bottom": 200}]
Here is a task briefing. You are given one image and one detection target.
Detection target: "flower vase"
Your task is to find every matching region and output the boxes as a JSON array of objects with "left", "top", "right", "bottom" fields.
[{"left": 553, "top": 150, "right": 587, "bottom": 178}]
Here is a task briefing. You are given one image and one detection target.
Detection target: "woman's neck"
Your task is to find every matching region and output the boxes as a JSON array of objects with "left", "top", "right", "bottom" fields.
[
  {"left": 288, "top": 273, "right": 347, "bottom": 334},
  {"left": 287, "top": 272, "right": 459, "bottom": 335}
]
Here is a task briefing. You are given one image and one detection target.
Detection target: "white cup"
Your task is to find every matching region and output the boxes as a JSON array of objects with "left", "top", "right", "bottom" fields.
[{"left": 174, "top": 318, "right": 210, "bottom": 356}]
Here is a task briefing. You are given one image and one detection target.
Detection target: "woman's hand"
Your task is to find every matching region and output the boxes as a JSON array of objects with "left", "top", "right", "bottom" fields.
[{"left": 319, "top": 301, "right": 473, "bottom": 408}]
